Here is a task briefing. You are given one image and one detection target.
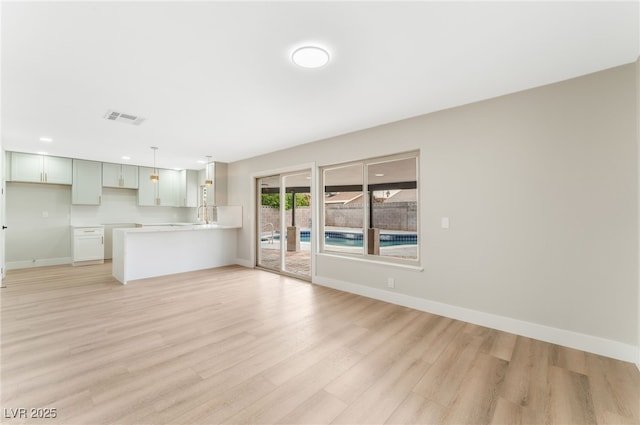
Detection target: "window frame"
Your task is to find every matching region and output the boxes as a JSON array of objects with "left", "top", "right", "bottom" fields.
[{"left": 320, "top": 151, "right": 420, "bottom": 266}]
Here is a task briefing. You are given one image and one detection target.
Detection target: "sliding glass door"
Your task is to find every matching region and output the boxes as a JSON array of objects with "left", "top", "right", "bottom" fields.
[
  {"left": 256, "top": 170, "right": 311, "bottom": 279},
  {"left": 257, "top": 175, "right": 281, "bottom": 272}
]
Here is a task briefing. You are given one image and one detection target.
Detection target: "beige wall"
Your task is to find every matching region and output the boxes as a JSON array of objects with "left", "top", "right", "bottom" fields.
[{"left": 228, "top": 64, "right": 638, "bottom": 349}]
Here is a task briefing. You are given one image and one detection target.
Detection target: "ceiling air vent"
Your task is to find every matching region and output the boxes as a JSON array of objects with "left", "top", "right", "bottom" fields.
[{"left": 103, "top": 110, "right": 145, "bottom": 125}]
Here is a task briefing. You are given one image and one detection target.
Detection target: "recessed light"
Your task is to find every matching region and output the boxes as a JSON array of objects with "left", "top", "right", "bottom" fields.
[
  {"left": 121, "top": 156, "right": 131, "bottom": 160},
  {"left": 196, "top": 160, "right": 207, "bottom": 164},
  {"left": 37, "top": 151, "right": 48, "bottom": 155},
  {"left": 375, "top": 173, "right": 384, "bottom": 177},
  {"left": 292, "top": 46, "right": 330, "bottom": 69},
  {"left": 39, "top": 137, "right": 53, "bottom": 142}
]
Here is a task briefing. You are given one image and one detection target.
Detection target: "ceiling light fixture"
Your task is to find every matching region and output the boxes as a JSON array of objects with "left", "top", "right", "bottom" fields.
[
  {"left": 39, "top": 137, "right": 53, "bottom": 142},
  {"left": 150, "top": 147, "right": 159, "bottom": 183},
  {"left": 121, "top": 156, "right": 131, "bottom": 160},
  {"left": 204, "top": 155, "right": 213, "bottom": 186},
  {"left": 292, "top": 46, "right": 330, "bottom": 69}
]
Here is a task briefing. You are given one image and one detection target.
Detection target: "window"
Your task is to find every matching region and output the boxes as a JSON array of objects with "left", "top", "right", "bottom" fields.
[{"left": 321, "top": 151, "right": 419, "bottom": 264}]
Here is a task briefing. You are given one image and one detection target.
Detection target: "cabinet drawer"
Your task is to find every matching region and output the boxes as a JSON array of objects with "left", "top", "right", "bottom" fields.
[{"left": 74, "top": 228, "right": 104, "bottom": 236}]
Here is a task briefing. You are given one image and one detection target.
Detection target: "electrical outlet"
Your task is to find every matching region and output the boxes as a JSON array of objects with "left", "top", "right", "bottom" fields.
[
  {"left": 42, "top": 211, "right": 49, "bottom": 218},
  {"left": 387, "top": 277, "right": 395, "bottom": 288}
]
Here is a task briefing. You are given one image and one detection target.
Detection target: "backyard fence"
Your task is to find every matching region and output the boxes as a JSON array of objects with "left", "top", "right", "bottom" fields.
[{"left": 261, "top": 201, "right": 417, "bottom": 232}]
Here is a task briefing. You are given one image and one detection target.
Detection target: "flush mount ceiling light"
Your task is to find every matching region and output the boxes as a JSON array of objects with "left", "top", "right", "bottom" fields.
[
  {"left": 39, "top": 137, "right": 53, "bottom": 142},
  {"left": 291, "top": 46, "right": 330, "bottom": 69},
  {"left": 150, "top": 147, "right": 159, "bottom": 182}
]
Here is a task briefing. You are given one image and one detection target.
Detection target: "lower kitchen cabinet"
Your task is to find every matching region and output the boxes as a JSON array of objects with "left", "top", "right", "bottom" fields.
[{"left": 72, "top": 226, "right": 105, "bottom": 265}]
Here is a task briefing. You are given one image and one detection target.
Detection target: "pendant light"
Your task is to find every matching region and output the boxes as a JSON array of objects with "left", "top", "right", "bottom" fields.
[
  {"left": 150, "top": 146, "right": 159, "bottom": 182},
  {"left": 204, "top": 155, "right": 213, "bottom": 186}
]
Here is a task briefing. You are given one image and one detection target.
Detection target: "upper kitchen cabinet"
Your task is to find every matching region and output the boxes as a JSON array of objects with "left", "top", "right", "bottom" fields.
[
  {"left": 178, "top": 169, "right": 199, "bottom": 207},
  {"left": 72, "top": 159, "right": 102, "bottom": 205},
  {"left": 138, "top": 167, "right": 180, "bottom": 206},
  {"left": 10, "top": 152, "right": 72, "bottom": 184},
  {"left": 103, "top": 162, "right": 138, "bottom": 189}
]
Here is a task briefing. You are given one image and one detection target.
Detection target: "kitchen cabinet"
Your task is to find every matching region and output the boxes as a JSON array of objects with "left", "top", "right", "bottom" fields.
[
  {"left": 178, "top": 169, "right": 199, "bottom": 207},
  {"left": 158, "top": 169, "right": 179, "bottom": 206},
  {"left": 138, "top": 167, "right": 180, "bottom": 206},
  {"left": 103, "top": 162, "right": 138, "bottom": 189},
  {"left": 72, "top": 159, "right": 102, "bottom": 205},
  {"left": 10, "top": 152, "right": 72, "bottom": 184},
  {"left": 72, "top": 226, "right": 104, "bottom": 265}
]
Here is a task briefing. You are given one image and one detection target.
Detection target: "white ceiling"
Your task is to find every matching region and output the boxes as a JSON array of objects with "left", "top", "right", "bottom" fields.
[{"left": 2, "top": 1, "right": 638, "bottom": 171}]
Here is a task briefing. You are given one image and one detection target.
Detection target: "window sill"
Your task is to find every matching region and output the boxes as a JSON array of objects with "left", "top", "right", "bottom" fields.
[{"left": 317, "top": 252, "right": 424, "bottom": 272}]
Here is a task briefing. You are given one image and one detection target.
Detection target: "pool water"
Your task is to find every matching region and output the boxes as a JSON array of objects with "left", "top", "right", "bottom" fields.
[{"left": 271, "top": 230, "right": 417, "bottom": 247}]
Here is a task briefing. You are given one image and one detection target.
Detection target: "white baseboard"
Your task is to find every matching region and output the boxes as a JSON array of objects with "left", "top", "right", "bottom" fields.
[
  {"left": 234, "top": 258, "right": 253, "bottom": 268},
  {"left": 7, "top": 257, "right": 72, "bottom": 270},
  {"left": 314, "top": 275, "right": 638, "bottom": 364}
]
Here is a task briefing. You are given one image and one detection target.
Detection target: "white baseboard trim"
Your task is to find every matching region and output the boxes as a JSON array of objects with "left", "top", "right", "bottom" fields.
[
  {"left": 7, "top": 257, "right": 72, "bottom": 270},
  {"left": 314, "top": 275, "right": 638, "bottom": 364},
  {"left": 234, "top": 258, "right": 253, "bottom": 268}
]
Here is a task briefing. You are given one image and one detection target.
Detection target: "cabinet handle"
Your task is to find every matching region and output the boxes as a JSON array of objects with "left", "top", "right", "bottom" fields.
[
  {"left": 40, "top": 172, "right": 44, "bottom": 182},
  {"left": 99, "top": 195, "right": 102, "bottom": 204},
  {"left": 101, "top": 236, "right": 104, "bottom": 245}
]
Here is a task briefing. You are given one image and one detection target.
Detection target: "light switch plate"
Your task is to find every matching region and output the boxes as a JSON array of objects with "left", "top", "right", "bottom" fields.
[{"left": 441, "top": 217, "right": 449, "bottom": 229}]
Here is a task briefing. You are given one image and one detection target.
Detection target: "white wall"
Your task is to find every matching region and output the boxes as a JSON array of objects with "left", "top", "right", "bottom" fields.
[
  {"left": 229, "top": 63, "right": 639, "bottom": 362},
  {"left": 6, "top": 183, "right": 73, "bottom": 267},
  {"left": 6, "top": 184, "right": 195, "bottom": 268}
]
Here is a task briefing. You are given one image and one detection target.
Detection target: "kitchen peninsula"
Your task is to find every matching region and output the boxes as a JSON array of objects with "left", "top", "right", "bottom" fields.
[{"left": 112, "top": 206, "right": 241, "bottom": 284}]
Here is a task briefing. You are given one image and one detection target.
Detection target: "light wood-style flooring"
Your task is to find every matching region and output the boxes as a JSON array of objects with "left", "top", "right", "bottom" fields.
[{"left": 1, "top": 263, "right": 639, "bottom": 425}]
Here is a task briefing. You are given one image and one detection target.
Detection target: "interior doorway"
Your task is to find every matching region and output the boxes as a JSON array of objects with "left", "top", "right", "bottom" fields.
[{"left": 256, "top": 170, "right": 312, "bottom": 279}]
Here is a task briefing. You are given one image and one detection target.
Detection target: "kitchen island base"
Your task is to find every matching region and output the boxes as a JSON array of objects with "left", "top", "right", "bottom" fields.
[{"left": 112, "top": 225, "right": 238, "bottom": 284}]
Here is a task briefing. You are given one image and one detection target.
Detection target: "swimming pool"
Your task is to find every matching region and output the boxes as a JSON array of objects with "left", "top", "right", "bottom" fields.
[{"left": 269, "top": 230, "right": 417, "bottom": 247}]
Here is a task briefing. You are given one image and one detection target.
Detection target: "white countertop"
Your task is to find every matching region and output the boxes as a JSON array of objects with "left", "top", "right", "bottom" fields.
[{"left": 115, "top": 223, "right": 240, "bottom": 234}]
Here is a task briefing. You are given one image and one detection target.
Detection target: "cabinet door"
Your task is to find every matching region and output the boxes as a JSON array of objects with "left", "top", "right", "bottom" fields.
[
  {"left": 11, "top": 152, "right": 44, "bottom": 182},
  {"left": 185, "top": 170, "right": 199, "bottom": 207},
  {"left": 72, "top": 159, "right": 102, "bottom": 205},
  {"left": 137, "top": 166, "right": 158, "bottom": 206},
  {"left": 73, "top": 233, "right": 104, "bottom": 262},
  {"left": 44, "top": 156, "right": 72, "bottom": 184},
  {"left": 158, "top": 169, "right": 179, "bottom": 206},
  {"left": 178, "top": 170, "right": 199, "bottom": 207},
  {"left": 121, "top": 164, "right": 138, "bottom": 189},
  {"left": 102, "top": 163, "right": 121, "bottom": 187},
  {"left": 103, "top": 163, "right": 139, "bottom": 188}
]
